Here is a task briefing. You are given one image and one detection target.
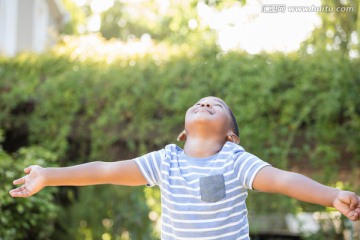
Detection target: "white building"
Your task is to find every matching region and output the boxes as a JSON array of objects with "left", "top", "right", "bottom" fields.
[{"left": 0, "top": 0, "right": 69, "bottom": 56}]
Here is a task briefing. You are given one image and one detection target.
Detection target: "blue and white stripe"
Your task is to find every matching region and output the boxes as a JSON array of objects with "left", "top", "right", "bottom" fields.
[{"left": 135, "top": 141, "right": 270, "bottom": 239}]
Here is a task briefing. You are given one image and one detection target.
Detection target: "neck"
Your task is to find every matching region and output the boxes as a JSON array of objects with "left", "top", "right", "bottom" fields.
[{"left": 183, "top": 136, "right": 226, "bottom": 158}]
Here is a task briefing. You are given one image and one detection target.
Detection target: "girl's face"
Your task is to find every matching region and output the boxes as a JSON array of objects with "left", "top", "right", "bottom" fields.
[{"left": 185, "top": 96, "right": 233, "bottom": 137}]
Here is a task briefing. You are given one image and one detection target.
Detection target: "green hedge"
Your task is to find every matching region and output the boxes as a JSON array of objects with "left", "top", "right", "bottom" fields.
[
  {"left": 0, "top": 131, "right": 59, "bottom": 240},
  {"left": 0, "top": 37, "right": 359, "bottom": 238}
]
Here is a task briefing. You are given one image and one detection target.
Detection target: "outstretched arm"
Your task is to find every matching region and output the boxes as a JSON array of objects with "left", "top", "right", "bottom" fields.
[
  {"left": 9, "top": 160, "right": 147, "bottom": 198},
  {"left": 252, "top": 166, "right": 360, "bottom": 221}
]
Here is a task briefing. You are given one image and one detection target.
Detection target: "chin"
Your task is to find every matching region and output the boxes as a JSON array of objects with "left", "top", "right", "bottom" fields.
[
  {"left": 187, "top": 118, "right": 221, "bottom": 131},
  {"left": 191, "top": 115, "right": 216, "bottom": 124}
]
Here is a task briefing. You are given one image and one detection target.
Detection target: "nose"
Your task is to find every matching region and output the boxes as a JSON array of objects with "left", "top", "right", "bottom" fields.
[{"left": 200, "top": 102, "right": 212, "bottom": 108}]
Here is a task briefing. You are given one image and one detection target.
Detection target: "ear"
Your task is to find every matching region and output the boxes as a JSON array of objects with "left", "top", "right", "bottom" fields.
[
  {"left": 177, "top": 130, "right": 187, "bottom": 141},
  {"left": 226, "top": 132, "right": 240, "bottom": 144}
]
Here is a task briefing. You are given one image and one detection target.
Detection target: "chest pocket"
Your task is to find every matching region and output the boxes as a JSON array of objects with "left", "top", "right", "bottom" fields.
[{"left": 199, "top": 174, "right": 226, "bottom": 203}]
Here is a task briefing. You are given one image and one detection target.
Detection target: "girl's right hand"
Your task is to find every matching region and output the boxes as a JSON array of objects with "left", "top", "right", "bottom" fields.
[{"left": 9, "top": 165, "right": 46, "bottom": 198}]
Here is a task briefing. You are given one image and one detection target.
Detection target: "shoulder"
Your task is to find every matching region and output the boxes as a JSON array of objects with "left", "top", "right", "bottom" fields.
[
  {"left": 164, "top": 143, "right": 181, "bottom": 150},
  {"left": 161, "top": 143, "right": 183, "bottom": 157},
  {"left": 223, "top": 141, "right": 246, "bottom": 156},
  {"left": 163, "top": 143, "right": 182, "bottom": 152},
  {"left": 225, "top": 142, "right": 268, "bottom": 165}
]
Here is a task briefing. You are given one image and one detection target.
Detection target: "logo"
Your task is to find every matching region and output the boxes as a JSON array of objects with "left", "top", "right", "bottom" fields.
[{"left": 262, "top": 4, "right": 286, "bottom": 13}]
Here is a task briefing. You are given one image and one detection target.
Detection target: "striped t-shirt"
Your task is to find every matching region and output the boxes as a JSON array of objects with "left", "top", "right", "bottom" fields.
[{"left": 135, "top": 141, "right": 270, "bottom": 239}]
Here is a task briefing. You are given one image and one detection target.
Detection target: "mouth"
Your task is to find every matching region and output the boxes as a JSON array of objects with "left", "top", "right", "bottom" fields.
[{"left": 195, "top": 109, "right": 213, "bottom": 115}]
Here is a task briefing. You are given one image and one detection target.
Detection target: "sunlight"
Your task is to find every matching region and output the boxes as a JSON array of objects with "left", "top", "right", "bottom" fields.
[
  {"left": 90, "top": 0, "right": 114, "bottom": 13},
  {"left": 87, "top": 14, "right": 101, "bottom": 32},
  {"left": 72, "top": 0, "right": 87, "bottom": 7},
  {"left": 56, "top": 34, "right": 157, "bottom": 64},
  {"left": 85, "top": 0, "right": 115, "bottom": 32},
  {"left": 198, "top": 0, "right": 322, "bottom": 53},
  {"left": 74, "top": 0, "right": 324, "bottom": 54}
]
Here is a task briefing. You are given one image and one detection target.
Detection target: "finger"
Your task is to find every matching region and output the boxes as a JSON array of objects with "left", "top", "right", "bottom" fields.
[
  {"left": 9, "top": 186, "right": 23, "bottom": 197},
  {"left": 24, "top": 166, "right": 33, "bottom": 174},
  {"left": 9, "top": 190, "right": 26, "bottom": 198},
  {"left": 334, "top": 198, "right": 353, "bottom": 218},
  {"left": 9, "top": 186, "right": 30, "bottom": 198},
  {"left": 349, "top": 194, "right": 360, "bottom": 210},
  {"left": 11, "top": 185, "right": 27, "bottom": 193},
  {"left": 13, "top": 177, "right": 25, "bottom": 185},
  {"left": 349, "top": 212, "right": 359, "bottom": 221},
  {"left": 350, "top": 196, "right": 356, "bottom": 210}
]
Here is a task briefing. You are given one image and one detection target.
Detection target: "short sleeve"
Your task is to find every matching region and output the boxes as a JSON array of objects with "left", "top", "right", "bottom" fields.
[
  {"left": 134, "top": 149, "right": 165, "bottom": 187},
  {"left": 234, "top": 151, "right": 270, "bottom": 190}
]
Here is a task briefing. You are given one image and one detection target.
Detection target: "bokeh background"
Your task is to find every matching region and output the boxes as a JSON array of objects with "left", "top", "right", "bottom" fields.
[{"left": 0, "top": 0, "right": 359, "bottom": 239}]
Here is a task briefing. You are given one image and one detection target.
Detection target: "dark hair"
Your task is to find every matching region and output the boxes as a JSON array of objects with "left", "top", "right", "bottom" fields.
[{"left": 229, "top": 109, "right": 239, "bottom": 137}]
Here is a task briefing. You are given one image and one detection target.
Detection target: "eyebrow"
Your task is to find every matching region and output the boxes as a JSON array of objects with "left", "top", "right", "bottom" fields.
[{"left": 214, "top": 99, "right": 227, "bottom": 108}]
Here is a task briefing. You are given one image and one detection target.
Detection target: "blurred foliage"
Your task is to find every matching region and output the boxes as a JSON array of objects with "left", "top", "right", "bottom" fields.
[
  {"left": 62, "top": 0, "right": 360, "bottom": 56},
  {"left": 61, "top": 0, "right": 87, "bottom": 35},
  {"left": 0, "top": 131, "right": 59, "bottom": 240},
  {"left": 64, "top": 0, "right": 217, "bottom": 44},
  {"left": 301, "top": 0, "right": 360, "bottom": 57},
  {"left": 54, "top": 185, "right": 153, "bottom": 240},
  {"left": 99, "top": 0, "right": 195, "bottom": 42},
  {"left": 0, "top": 34, "right": 359, "bottom": 238}
]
